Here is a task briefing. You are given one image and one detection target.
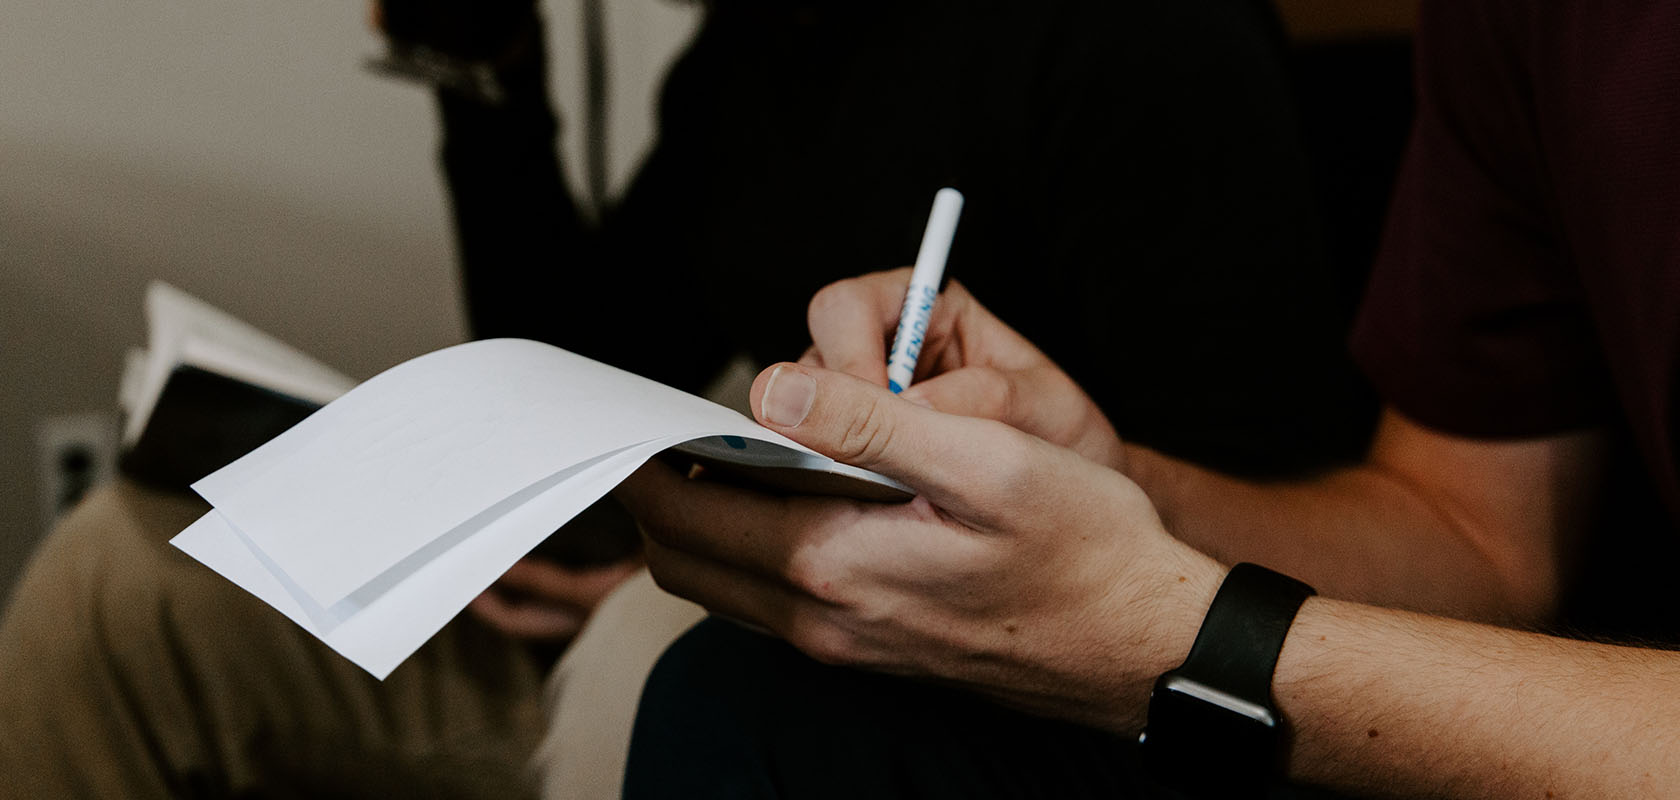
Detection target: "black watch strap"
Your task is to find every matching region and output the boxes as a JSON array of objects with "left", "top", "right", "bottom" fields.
[
  {"left": 1140, "top": 563, "right": 1315, "bottom": 797},
  {"left": 1177, "top": 563, "right": 1315, "bottom": 701}
]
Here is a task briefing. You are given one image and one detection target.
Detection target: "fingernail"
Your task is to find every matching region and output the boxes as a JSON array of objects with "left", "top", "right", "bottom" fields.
[
  {"left": 899, "top": 388, "right": 934, "bottom": 409},
  {"left": 761, "top": 365, "right": 816, "bottom": 427}
]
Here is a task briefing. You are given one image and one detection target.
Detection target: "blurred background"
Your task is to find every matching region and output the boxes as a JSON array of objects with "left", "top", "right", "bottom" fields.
[
  {"left": 0, "top": 0, "right": 700, "bottom": 600},
  {"left": 0, "top": 0, "right": 1414, "bottom": 603}
]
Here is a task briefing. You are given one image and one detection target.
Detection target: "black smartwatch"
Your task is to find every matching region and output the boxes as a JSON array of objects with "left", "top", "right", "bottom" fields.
[{"left": 1139, "top": 563, "right": 1315, "bottom": 798}]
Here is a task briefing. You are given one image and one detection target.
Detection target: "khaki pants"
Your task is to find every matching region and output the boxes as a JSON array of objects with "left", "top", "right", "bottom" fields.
[{"left": 0, "top": 481, "right": 547, "bottom": 799}]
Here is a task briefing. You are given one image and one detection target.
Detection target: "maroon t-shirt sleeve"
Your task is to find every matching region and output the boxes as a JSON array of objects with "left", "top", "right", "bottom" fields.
[{"left": 1350, "top": 0, "right": 1614, "bottom": 438}]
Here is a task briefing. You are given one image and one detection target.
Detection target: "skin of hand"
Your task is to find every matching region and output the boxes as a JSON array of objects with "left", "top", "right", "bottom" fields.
[
  {"left": 799, "top": 268, "right": 1127, "bottom": 472},
  {"left": 617, "top": 362, "right": 1226, "bottom": 731},
  {"left": 467, "top": 556, "right": 642, "bottom": 644},
  {"left": 800, "top": 269, "right": 1605, "bottom": 625}
]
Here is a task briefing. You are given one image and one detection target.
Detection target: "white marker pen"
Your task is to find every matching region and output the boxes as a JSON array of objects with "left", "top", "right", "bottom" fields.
[{"left": 886, "top": 187, "right": 964, "bottom": 393}]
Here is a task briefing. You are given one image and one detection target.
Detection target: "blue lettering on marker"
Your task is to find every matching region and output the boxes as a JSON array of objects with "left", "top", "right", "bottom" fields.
[{"left": 888, "top": 285, "right": 942, "bottom": 393}]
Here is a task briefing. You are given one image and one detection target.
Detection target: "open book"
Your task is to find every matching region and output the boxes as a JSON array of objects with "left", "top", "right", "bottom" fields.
[
  {"left": 171, "top": 337, "right": 911, "bottom": 678},
  {"left": 119, "top": 282, "right": 356, "bottom": 490}
]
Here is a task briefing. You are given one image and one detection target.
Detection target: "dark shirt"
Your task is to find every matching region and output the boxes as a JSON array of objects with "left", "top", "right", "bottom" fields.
[
  {"left": 1352, "top": 0, "right": 1680, "bottom": 523},
  {"left": 1351, "top": 0, "right": 1680, "bottom": 635},
  {"left": 442, "top": 0, "right": 1372, "bottom": 478}
]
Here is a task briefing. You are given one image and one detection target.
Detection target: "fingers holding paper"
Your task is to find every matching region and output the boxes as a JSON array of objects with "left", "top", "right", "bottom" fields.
[
  {"left": 801, "top": 269, "right": 1126, "bottom": 471},
  {"left": 620, "top": 362, "right": 1223, "bottom": 730},
  {"left": 467, "top": 556, "right": 641, "bottom": 643}
]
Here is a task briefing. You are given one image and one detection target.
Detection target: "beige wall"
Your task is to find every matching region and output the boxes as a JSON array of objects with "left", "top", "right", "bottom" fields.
[{"left": 0, "top": 0, "right": 700, "bottom": 601}]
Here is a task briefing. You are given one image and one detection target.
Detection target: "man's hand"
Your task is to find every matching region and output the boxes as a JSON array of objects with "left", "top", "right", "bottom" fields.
[
  {"left": 619, "top": 362, "right": 1224, "bottom": 731},
  {"left": 468, "top": 556, "right": 641, "bottom": 644},
  {"left": 800, "top": 275, "right": 1601, "bottom": 624},
  {"left": 800, "top": 269, "right": 1127, "bottom": 471}
]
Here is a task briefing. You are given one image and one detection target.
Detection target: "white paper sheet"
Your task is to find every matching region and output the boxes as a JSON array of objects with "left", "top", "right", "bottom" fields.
[
  {"left": 170, "top": 338, "right": 900, "bottom": 678},
  {"left": 175, "top": 435, "right": 691, "bottom": 677},
  {"left": 192, "top": 339, "right": 810, "bottom": 608}
]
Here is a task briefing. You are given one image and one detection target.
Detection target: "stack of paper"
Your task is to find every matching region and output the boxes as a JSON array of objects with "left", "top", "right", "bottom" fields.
[{"left": 172, "top": 338, "right": 908, "bottom": 678}]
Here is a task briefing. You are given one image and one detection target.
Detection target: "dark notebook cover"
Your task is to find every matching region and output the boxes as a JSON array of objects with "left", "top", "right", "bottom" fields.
[{"left": 119, "top": 364, "right": 320, "bottom": 492}]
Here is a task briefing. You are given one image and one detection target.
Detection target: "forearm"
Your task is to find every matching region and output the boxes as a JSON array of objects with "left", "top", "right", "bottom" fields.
[
  {"left": 1127, "top": 445, "right": 1554, "bottom": 623},
  {"left": 1276, "top": 597, "right": 1680, "bottom": 798}
]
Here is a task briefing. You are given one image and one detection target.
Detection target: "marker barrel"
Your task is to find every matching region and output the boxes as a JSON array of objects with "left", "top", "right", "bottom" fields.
[{"left": 886, "top": 188, "right": 964, "bottom": 393}]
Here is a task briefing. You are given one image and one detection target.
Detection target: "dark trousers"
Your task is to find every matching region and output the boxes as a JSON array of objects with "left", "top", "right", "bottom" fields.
[{"left": 626, "top": 617, "right": 1353, "bottom": 800}]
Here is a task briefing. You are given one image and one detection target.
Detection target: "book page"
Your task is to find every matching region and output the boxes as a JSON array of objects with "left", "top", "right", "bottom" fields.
[{"left": 125, "top": 282, "right": 356, "bottom": 444}]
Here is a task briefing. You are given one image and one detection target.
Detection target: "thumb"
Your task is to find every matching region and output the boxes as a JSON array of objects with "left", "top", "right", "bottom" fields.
[{"left": 750, "top": 363, "right": 1021, "bottom": 508}]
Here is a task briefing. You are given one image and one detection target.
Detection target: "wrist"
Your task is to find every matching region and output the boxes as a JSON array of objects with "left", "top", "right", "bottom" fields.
[
  {"left": 1103, "top": 550, "right": 1225, "bottom": 732},
  {"left": 1140, "top": 562, "right": 1317, "bottom": 796},
  {"left": 1148, "top": 552, "right": 1227, "bottom": 674}
]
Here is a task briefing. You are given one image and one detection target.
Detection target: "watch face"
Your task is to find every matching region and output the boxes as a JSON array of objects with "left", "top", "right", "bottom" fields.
[{"left": 1142, "top": 675, "right": 1280, "bottom": 779}]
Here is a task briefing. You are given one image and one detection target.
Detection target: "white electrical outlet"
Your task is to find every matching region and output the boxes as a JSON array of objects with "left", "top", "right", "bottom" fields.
[{"left": 36, "top": 412, "right": 119, "bottom": 530}]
